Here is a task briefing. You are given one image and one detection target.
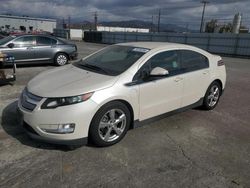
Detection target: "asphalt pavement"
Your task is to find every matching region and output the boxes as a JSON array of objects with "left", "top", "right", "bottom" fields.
[{"left": 0, "top": 42, "right": 249, "bottom": 188}]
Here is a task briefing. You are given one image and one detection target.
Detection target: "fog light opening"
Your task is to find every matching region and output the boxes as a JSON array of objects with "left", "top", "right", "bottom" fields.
[
  {"left": 41, "top": 123, "right": 75, "bottom": 134},
  {"left": 58, "top": 123, "right": 75, "bottom": 133}
]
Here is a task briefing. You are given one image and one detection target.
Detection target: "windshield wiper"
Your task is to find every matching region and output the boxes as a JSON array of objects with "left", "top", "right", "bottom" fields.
[{"left": 79, "top": 63, "right": 109, "bottom": 75}]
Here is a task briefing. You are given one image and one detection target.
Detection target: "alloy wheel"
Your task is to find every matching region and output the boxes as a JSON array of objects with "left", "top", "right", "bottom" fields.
[
  {"left": 98, "top": 109, "right": 126, "bottom": 142},
  {"left": 57, "top": 54, "right": 67, "bottom": 65},
  {"left": 207, "top": 85, "right": 220, "bottom": 107}
]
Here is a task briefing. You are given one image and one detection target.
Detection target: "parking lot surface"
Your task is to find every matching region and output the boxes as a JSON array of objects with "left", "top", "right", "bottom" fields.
[{"left": 0, "top": 42, "right": 250, "bottom": 188}]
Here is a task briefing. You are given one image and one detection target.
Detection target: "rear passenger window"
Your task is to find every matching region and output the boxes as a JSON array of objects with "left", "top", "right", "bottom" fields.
[
  {"left": 180, "top": 50, "right": 209, "bottom": 72},
  {"left": 36, "top": 36, "right": 57, "bottom": 46}
]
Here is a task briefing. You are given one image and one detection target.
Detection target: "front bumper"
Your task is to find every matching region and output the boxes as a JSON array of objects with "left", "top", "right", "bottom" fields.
[
  {"left": 22, "top": 121, "right": 87, "bottom": 145},
  {"left": 69, "top": 52, "right": 78, "bottom": 60},
  {"left": 18, "top": 95, "right": 98, "bottom": 145}
]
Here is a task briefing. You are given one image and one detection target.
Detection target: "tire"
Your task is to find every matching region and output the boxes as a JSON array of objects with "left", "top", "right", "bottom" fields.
[
  {"left": 54, "top": 53, "right": 68, "bottom": 66},
  {"left": 89, "top": 101, "right": 131, "bottom": 147},
  {"left": 202, "top": 81, "right": 222, "bottom": 110}
]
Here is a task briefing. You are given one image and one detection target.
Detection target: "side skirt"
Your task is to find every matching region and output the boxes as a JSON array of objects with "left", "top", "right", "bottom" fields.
[{"left": 133, "top": 98, "right": 204, "bottom": 129}]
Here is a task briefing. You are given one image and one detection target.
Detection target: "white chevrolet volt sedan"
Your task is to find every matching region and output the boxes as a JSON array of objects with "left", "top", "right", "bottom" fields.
[{"left": 18, "top": 42, "right": 226, "bottom": 147}]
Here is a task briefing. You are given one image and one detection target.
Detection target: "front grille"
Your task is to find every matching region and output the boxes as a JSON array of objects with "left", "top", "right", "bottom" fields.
[{"left": 21, "top": 88, "right": 43, "bottom": 111}]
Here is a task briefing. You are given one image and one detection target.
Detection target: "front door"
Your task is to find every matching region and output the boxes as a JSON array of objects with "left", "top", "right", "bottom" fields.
[
  {"left": 3, "top": 36, "right": 36, "bottom": 62},
  {"left": 137, "top": 50, "right": 184, "bottom": 121}
]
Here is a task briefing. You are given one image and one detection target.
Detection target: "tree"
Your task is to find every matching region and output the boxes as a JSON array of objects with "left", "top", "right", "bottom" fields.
[
  {"left": 205, "top": 19, "right": 218, "bottom": 33},
  {"left": 219, "top": 23, "right": 233, "bottom": 33}
]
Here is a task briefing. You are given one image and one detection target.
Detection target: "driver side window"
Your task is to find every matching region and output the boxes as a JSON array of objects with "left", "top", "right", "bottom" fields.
[
  {"left": 147, "top": 50, "right": 180, "bottom": 74},
  {"left": 13, "top": 36, "right": 35, "bottom": 48},
  {"left": 134, "top": 50, "right": 181, "bottom": 81}
]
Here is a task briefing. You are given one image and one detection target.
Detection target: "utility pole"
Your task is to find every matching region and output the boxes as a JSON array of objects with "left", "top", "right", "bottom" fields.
[
  {"left": 157, "top": 9, "right": 161, "bottom": 33},
  {"left": 94, "top": 11, "right": 98, "bottom": 31},
  {"left": 200, "top": 1, "right": 209, "bottom": 33},
  {"left": 240, "top": 13, "right": 243, "bottom": 29},
  {"left": 151, "top": 15, "right": 154, "bottom": 32},
  {"left": 62, "top": 18, "right": 65, "bottom": 29},
  {"left": 68, "top": 15, "right": 71, "bottom": 29},
  {"left": 186, "top": 23, "right": 189, "bottom": 32}
]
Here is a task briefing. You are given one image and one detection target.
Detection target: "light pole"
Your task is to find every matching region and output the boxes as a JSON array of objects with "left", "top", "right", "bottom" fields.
[{"left": 200, "top": 1, "right": 209, "bottom": 33}]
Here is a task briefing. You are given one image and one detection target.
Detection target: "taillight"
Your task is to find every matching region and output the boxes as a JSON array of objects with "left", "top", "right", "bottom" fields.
[{"left": 217, "top": 60, "right": 224, "bottom": 66}]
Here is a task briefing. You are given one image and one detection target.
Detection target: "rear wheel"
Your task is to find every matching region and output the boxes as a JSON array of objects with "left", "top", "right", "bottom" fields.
[
  {"left": 89, "top": 101, "right": 131, "bottom": 147},
  {"left": 202, "top": 81, "right": 222, "bottom": 110},
  {"left": 54, "top": 53, "right": 68, "bottom": 66}
]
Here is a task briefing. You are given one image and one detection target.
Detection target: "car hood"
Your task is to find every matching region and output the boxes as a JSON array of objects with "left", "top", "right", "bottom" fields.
[{"left": 27, "top": 64, "right": 118, "bottom": 97}]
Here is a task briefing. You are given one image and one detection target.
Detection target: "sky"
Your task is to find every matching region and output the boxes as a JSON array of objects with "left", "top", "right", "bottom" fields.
[{"left": 0, "top": 0, "right": 249, "bottom": 29}]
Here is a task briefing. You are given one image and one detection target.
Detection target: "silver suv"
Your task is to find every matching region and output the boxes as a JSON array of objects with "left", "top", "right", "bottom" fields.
[{"left": 0, "top": 34, "right": 78, "bottom": 66}]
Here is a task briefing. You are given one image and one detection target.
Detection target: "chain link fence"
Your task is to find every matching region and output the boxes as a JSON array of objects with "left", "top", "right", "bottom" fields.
[{"left": 84, "top": 31, "right": 250, "bottom": 57}]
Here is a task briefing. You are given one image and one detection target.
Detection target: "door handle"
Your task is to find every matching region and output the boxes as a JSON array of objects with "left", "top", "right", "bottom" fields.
[
  {"left": 203, "top": 70, "right": 209, "bottom": 75},
  {"left": 26, "top": 47, "right": 33, "bottom": 50},
  {"left": 174, "top": 77, "right": 183, "bottom": 82}
]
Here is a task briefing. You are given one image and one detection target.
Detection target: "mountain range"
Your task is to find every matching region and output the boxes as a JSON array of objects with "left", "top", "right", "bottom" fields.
[{"left": 79, "top": 20, "right": 197, "bottom": 33}]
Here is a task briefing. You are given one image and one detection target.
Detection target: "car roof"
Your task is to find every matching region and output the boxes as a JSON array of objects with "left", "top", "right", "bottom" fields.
[
  {"left": 11, "top": 33, "right": 54, "bottom": 38},
  {"left": 117, "top": 42, "right": 212, "bottom": 57},
  {"left": 117, "top": 42, "right": 196, "bottom": 50}
]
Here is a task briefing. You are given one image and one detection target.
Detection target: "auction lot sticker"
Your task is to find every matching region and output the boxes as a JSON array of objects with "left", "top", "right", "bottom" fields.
[{"left": 132, "top": 48, "right": 150, "bottom": 53}]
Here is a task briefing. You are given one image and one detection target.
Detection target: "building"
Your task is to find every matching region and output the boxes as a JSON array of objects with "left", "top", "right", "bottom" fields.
[
  {"left": 205, "top": 13, "right": 249, "bottom": 34},
  {"left": 97, "top": 26, "right": 149, "bottom": 33},
  {"left": 0, "top": 15, "right": 56, "bottom": 33},
  {"left": 232, "top": 13, "right": 242, "bottom": 34}
]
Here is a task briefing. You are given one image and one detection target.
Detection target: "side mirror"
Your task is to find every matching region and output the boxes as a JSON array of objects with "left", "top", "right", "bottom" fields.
[
  {"left": 150, "top": 67, "right": 169, "bottom": 77},
  {"left": 7, "top": 43, "right": 14, "bottom": 48}
]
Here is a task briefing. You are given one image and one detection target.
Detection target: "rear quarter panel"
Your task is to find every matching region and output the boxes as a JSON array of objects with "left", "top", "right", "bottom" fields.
[
  {"left": 56, "top": 44, "right": 76, "bottom": 56},
  {"left": 208, "top": 55, "right": 226, "bottom": 90},
  {"left": 48, "top": 44, "right": 76, "bottom": 60}
]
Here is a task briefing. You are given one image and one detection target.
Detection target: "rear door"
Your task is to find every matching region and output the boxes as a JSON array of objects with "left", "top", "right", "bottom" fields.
[
  {"left": 179, "top": 50, "right": 210, "bottom": 107},
  {"left": 33, "top": 36, "right": 57, "bottom": 61}
]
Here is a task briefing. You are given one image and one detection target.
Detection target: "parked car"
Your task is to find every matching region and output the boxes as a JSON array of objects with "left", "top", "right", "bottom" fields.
[
  {"left": 0, "top": 34, "right": 5, "bottom": 39},
  {"left": 0, "top": 53, "right": 16, "bottom": 86},
  {"left": 0, "top": 34, "right": 78, "bottom": 66},
  {"left": 18, "top": 42, "right": 226, "bottom": 147}
]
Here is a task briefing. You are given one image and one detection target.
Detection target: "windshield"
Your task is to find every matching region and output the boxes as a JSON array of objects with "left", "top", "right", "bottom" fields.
[
  {"left": 74, "top": 45, "right": 149, "bottom": 76},
  {"left": 0, "top": 36, "right": 14, "bottom": 46}
]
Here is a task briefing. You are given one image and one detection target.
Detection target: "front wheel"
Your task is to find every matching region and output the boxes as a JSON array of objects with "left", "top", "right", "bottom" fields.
[
  {"left": 202, "top": 81, "right": 222, "bottom": 110},
  {"left": 89, "top": 101, "right": 131, "bottom": 147},
  {"left": 54, "top": 53, "right": 68, "bottom": 66}
]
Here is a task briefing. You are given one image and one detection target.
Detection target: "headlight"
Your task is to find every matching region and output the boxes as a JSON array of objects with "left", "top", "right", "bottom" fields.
[{"left": 41, "top": 92, "right": 94, "bottom": 109}]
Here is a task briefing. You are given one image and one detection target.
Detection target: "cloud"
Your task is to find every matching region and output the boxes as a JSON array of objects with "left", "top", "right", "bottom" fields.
[{"left": 0, "top": 0, "right": 249, "bottom": 29}]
